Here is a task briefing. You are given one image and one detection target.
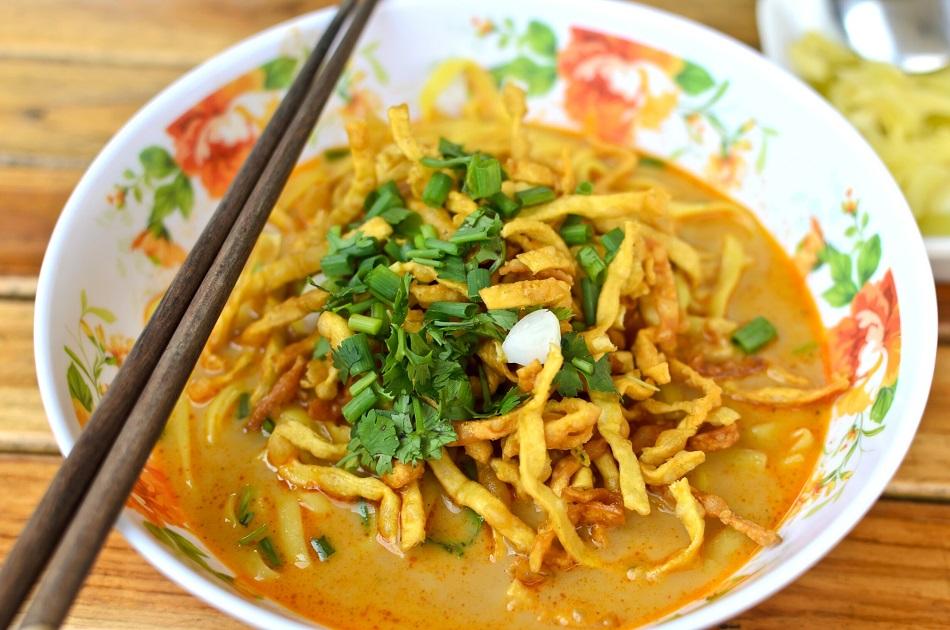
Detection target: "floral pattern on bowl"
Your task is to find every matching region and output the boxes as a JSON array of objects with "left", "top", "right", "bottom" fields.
[{"left": 35, "top": 2, "right": 935, "bottom": 629}]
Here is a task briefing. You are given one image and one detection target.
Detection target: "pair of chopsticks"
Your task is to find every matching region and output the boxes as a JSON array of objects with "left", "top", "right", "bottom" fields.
[{"left": 0, "top": 1, "right": 378, "bottom": 626}]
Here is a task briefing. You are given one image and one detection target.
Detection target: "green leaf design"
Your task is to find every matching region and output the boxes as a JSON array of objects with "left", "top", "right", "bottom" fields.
[
  {"left": 139, "top": 146, "right": 177, "bottom": 179},
  {"left": 172, "top": 172, "right": 194, "bottom": 218},
  {"left": 861, "top": 424, "right": 887, "bottom": 437},
  {"left": 520, "top": 20, "right": 557, "bottom": 58},
  {"left": 857, "top": 234, "right": 881, "bottom": 286},
  {"left": 675, "top": 61, "right": 715, "bottom": 95},
  {"left": 67, "top": 362, "right": 93, "bottom": 411},
  {"left": 149, "top": 184, "right": 178, "bottom": 228},
  {"left": 820, "top": 244, "right": 853, "bottom": 285},
  {"left": 491, "top": 57, "right": 557, "bottom": 96},
  {"left": 822, "top": 281, "right": 857, "bottom": 307},
  {"left": 261, "top": 56, "right": 298, "bottom": 90},
  {"left": 870, "top": 383, "right": 896, "bottom": 423},
  {"left": 85, "top": 306, "right": 116, "bottom": 324}
]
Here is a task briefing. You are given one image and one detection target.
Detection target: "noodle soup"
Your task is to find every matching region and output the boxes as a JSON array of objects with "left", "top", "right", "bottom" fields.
[{"left": 157, "top": 69, "right": 836, "bottom": 628}]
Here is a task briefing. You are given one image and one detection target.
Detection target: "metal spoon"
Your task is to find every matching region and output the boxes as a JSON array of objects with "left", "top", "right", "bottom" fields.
[{"left": 832, "top": 0, "right": 950, "bottom": 73}]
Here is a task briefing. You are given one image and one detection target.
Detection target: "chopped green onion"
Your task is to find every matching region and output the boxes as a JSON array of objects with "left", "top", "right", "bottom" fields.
[
  {"left": 571, "top": 357, "right": 595, "bottom": 375},
  {"left": 343, "top": 299, "right": 374, "bottom": 315},
  {"left": 574, "top": 180, "right": 594, "bottom": 195},
  {"left": 581, "top": 277, "right": 599, "bottom": 325},
  {"left": 323, "top": 147, "right": 350, "bottom": 161},
  {"left": 365, "top": 265, "right": 401, "bottom": 303},
  {"left": 560, "top": 222, "right": 592, "bottom": 246},
  {"left": 380, "top": 206, "right": 411, "bottom": 225},
  {"left": 320, "top": 252, "right": 353, "bottom": 278},
  {"left": 420, "top": 224, "right": 438, "bottom": 240},
  {"left": 348, "top": 314, "right": 383, "bottom": 336},
  {"left": 600, "top": 228, "right": 625, "bottom": 264},
  {"left": 257, "top": 537, "right": 282, "bottom": 568},
  {"left": 425, "top": 238, "right": 459, "bottom": 256},
  {"left": 464, "top": 154, "right": 503, "bottom": 200},
  {"left": 426, "top": 301, "right": 478, "bottom": 321},
  {"left": 236, "top": 392, "right": 251, "bottom": 419},
  {"left": 450, "top": 229, "right": 490, "bottom": 244},
  {"left": 312, "top": 337, "right": 331, "bottom": 359},
  {"left": 355, "top": 255, "right": 387, "bottom": 279},
  {"left": 393, "top": 211, "right": 423, "bottom": 238},
  {"left": 348, "top": 372, "right": 377, "bottom": 397},
  {"left": 439, "top": 137, "right": 466, "bottom": 158},
  {"left": 236, "top": 486, "right": 254, "bottom": 527},
  {"left": 466, "top": 268, "right": 492, "bottom": 300},
  {"left": 732, "top": 316, "right": 778, "bottom": 354},
  {"left": 366, "top": 189, "right": 400, "bottom": 219},
  {"left": 357, "top": 500, "right": 372, "bottom": 529},
  {"left": 421, "top": 155, "right": 471, "bottom": 169},
  {"left": 423, "top": 172, "right": 453, "bottom": 208},
  {"left": 515, "top": 186, "right": 556, "bottom": 207},
  {"left": 405, "top": 248, "right": 442, "bottom": 259},
  {"left": 238, "top": 524, "right": 267, "bottom": 546},
  {"left": 489, "top": 192, "right": 520, "bottom": 219},
  {"left": 262, "top": 418, "right": 275, "bottom": 435},
  {"left": 371, "top": 301, "right": 387, "bottom": 322},
  {"left": 310, "top": 536, "right": 336, "bottom": 562},
  {"left": 411, "top": 257, "right": 444, "bottom": 268},
  {"left": 577, "top": 246, "right": 607, "bottom": 283},
  {"left": 383, "top": 239, "right": 404, "bottom": 262},
  {"left": 343, "top": 388, "right": 377, "bottom": 423},
  {"left": 413, "top": 234, "right": 427, "bottom": 249}
]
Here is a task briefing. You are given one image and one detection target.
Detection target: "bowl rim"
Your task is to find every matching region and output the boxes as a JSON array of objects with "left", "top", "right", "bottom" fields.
[{"left": 32, "top": 1, "right": 937, "bottom": 628}]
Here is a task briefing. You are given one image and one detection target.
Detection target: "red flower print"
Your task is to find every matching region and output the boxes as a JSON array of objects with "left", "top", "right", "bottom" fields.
[
  {"left": 166, "top": 72, "right": 262, "bottom": 198},
  {"left": 558, "top": 27, "right": 683, "bottom": 143},
  {"left": 828, "top": 270, "right": 901, "bottom": 386}
]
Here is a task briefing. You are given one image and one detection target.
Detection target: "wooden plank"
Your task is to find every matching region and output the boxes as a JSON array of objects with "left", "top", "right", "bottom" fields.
[
  {"left": 735, "top": 498, "right": 950, "bottom": 628},
  {"left": 0, "top": 454, "right": 243, "bottom": 629},
  {"left": 0, "top": 167, "right": 79, "bottom": 276},
  {"left": 0, "top": 454, "right": 945, "bottom": 629},
  {"left": 0, "top": 1, "right": 755, "bottom": 71},
  {"left": 5, "top": 295, "right": 950, "bottom": 492},
  {"left": 0, "top": 301, "right": 55, "bottom": 454},
  {"left": 0, "top": 58, "right": 183, "bottom": 164},
  {"left": 938, "top": 283, "right": 950, "bottom": 343},
  {"left": 0, "top": 0, "right": 334, "bottom": 69}
]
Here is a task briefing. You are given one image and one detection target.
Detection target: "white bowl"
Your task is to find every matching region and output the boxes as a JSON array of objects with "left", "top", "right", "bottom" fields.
[
  {"left": 756, "top": 0, "right": 950, "bottom": 281},
  {"left": 34, "top": 1, "right": 937, "bottom": 628}
]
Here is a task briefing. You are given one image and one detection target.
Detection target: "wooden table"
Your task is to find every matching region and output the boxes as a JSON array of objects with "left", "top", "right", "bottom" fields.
[{"left": 1, "top": 1, "right": 948, "bottom": 627}]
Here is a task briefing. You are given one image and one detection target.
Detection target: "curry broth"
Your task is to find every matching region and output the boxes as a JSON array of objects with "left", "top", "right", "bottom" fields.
[{"left": 156, "top": 159, "right": 831, "bottom": 629}]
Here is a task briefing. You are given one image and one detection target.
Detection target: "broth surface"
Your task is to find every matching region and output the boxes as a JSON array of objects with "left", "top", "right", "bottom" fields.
[{"left": 156, "top": 158, "right": 831, "bottom": 629}]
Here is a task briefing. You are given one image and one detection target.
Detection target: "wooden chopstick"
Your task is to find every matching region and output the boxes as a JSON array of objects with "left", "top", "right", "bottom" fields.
[
  {"left": 2, "top": 1, "right": 378, "bottom": 627},
  {"left": 0, "top": 2, "right": 358, "bottom": 622},
  {"left": 0, "top": 4, "right": 359, "bottom": 622}
]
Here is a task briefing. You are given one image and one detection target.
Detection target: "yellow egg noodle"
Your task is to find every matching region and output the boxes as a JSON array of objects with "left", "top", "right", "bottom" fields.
[{"left": 175, "top": 62, "right": 845, "bottom": 609}]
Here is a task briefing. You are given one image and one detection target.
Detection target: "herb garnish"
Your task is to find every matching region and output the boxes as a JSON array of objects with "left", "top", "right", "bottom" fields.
[
  {"left": 553, "top": 333, "right": 616, "bottom": 397},
  {"left": 315, "top": 140, "right": 597, "bottom": 476}
]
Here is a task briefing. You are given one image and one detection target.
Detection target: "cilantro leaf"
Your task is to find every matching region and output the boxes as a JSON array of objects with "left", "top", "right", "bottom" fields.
[
  {"left": 332, "top": 334, "right": 374, "bottom": 381},
  {"left": 342, "top": 410, "right": 399, "bottom": 475},
  {"left": 554, "top": 333, "right": 616, "bottom": 396},
  {"left": 587, "top": 355, "right": 616, "bottom": 393},
  {"left": 553, "top": 364, "right": 585, "bottom": 397}
]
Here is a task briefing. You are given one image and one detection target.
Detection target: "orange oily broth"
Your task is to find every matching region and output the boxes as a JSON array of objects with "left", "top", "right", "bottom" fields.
[{"left": 157, "top": 161, "right": 831, "bottom": 629}]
